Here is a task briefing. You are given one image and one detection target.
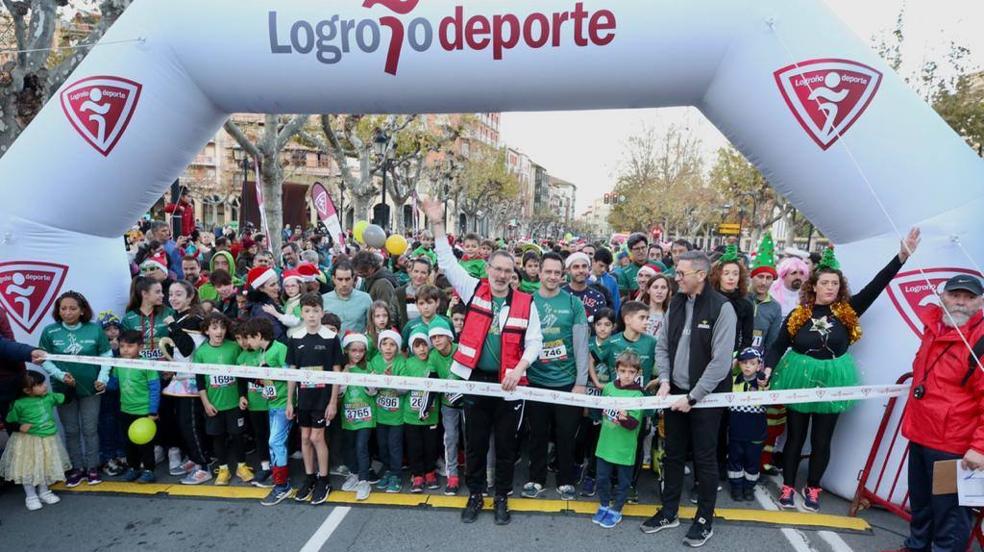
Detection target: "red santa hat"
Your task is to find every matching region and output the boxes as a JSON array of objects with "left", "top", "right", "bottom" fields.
[
  {"left": 282, "top": 268, "right": 304, "bottom": 286},
  {"left": 140, "top": 251, "right": 168, "bottom": 274},
  {"left": 296, "top": 262, "right": 320, "bottom": 283},
  {"left": 247, "top": 266, "right": 278, "bottom": 290}
]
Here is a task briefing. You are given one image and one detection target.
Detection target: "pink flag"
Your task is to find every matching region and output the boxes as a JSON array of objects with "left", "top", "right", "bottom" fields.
[{"left": 311, "top": 182, "right": 346, "bottom": 246}]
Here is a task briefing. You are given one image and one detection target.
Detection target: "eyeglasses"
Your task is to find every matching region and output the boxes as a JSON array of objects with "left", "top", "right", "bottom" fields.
[
  {"left": 675, "top": 270, "right": 704, "bottom": 279},
  {"left": 630, "top": 245, "right": 648, "bottom": 252}
]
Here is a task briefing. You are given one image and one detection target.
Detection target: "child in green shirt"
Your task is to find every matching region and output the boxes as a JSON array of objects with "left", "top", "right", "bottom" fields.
[
  {"left": 368, "top": 330, "right": 406, "bottom": 493},
  {"left": 403, "top": 330, "right": 440, "bottom": 493},
  {"left": 428, "top": 319, "right": 461, "bottom": 495},
  {"left": 193, "top": 312, "right": 249, "bottom": 486},
  {"left": 0, "top": 370, "right": 72, "bottom": 511},
  {"left": 400, "top": 284, "right": 451, "bottom": 349},
  {"left": 114, "top": 330, "right": 161, "bottom": 484},
  {"left": 581, "top": 307, "right": 618, "bottom": 498},
  {"left": 339, "top": 333, "right": 375, "bottom": 501},
  {"left": 234, "top": 322, "right": 272, "bottom": 488},
  {"left": 593, "top": 350, "right": 644, "bottom": 529}
]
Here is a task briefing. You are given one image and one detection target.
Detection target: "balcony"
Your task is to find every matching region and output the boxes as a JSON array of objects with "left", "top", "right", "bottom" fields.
[{"left": 190, "top": 154, "right": 216, "bottom": 166}]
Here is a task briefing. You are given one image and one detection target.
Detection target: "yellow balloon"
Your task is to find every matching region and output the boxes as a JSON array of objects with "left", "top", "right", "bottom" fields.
[
  {"left": 385, "top": 234, "right": 409, "bottom": 256},
  {"left": 353, "top": 220, "right": 369, "bottom": 243},
  {"left": 128, "top": 417, "right": 157, "bottom": 445}
]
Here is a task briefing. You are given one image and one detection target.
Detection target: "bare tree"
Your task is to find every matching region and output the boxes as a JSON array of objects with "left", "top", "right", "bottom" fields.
[{"left": 0, "top": 0, "right": 132, "bottom": 156}]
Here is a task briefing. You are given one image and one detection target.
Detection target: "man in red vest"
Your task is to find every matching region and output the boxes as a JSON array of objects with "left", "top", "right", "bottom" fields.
[{"left": 422, "top": 199, "right": 543, "bottom": 526}]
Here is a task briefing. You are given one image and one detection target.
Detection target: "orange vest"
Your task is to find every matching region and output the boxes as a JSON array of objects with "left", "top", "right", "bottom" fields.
[{"left": 453, "top": 280, "right": 532, "bottom": 384}]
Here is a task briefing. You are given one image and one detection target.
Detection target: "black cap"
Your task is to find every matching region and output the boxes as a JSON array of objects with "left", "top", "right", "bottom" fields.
[
  {"left": 737, "top": 347, "right": 763, "bottom": 362},
  {"left": 943, "top": 274, "right": 983, "bottom": 297}
]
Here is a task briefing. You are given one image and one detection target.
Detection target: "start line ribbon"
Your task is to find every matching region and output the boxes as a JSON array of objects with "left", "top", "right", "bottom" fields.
[{"left": 47, "top": 354, "right": 909, "bottom": 410}]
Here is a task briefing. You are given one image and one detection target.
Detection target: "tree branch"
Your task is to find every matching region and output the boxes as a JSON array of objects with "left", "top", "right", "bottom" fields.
[
  {"left": 275, "top": 114, "right": 311, "bottom": 151},
  {"left": 222, "top": 119, "right": 261, "bottom": 158}
]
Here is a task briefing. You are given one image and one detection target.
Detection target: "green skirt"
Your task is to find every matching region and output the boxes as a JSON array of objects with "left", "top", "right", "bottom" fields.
[{"left": 770, "top": 350, "right": 859, "bottom": 414}]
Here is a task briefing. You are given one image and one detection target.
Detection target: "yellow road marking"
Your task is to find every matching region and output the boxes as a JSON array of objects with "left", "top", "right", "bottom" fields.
[{"left": 51, "top": 482, "right": 870, "bottom": 531}]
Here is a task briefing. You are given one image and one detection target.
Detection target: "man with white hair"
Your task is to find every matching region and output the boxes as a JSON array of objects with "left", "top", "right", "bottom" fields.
[
  {"left": 769, "top": 256, "right": 810, "bottom": 316},
  {"left": 892, "top": 274, "right": 984, "bottom": 552}
]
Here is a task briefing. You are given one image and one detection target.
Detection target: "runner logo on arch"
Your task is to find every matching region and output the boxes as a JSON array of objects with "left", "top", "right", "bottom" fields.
[
  {"left": 886, "top": 268, "right": 983, "bottom": 337},
  {"left": 60, "top": 76, "right": 143, "bottom": 157},
  {"left": 774, "top": 59, "right": 882, "bottom": 150},
  {"left": 0, "top": 262, "right": 69, "bottom": 333}
]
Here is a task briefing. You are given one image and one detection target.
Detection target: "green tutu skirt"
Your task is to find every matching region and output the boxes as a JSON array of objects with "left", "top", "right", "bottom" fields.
[{"left": 770, "top": 350, "right": 859, "bottom": 414}]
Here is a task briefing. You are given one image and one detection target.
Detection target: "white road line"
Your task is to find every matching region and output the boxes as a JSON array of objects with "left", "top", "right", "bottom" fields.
[
  {"left": 759, "top": 475, "right": 856, "bottom": 552},
  {"left": 299, "top": 506, "right": 351, "bottom": 552},
  {"left": 753, "top": 485, "right": 820, "bottom": 552}
]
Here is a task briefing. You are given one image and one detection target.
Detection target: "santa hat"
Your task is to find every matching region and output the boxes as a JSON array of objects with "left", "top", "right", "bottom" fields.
[
  {"left": 564, "top": 252, "right": 591, "bottom": 269},
  {"left": 342, "top": 332, "right": 369, "bottom": 349},
  {"left": 247, "top": 266, "right": 278, "bottom": 290},
  {"left": 296, "top": 262, "right": 320, "bottom": 283},
  {"left": 282, "top": 269, "right": 304, "bottom": 286},
  {"left": 378, "top": 329, "right": 402, "bottom": 349},
  {"left": 750, "top": 233, "right": 778, "bottom": 278},
  {"left": 427, "top": 319, "right": 455, "bottom": 340},
  {"left": 408, "top": 330, "right": 431, "bottom": 348},
  {"left": 637, "top": 265, "right": 658, "bottom": 278},
  {"left": 140, "top": 251, "right": 168, "bottom": 274}
]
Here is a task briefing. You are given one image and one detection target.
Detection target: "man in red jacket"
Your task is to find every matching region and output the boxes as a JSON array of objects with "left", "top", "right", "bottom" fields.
[
  {"left": 894, "top": 274, "right": 984, "bottom": 552},
  {"left": 164, "top": 189, "right": 195, "bottom": 237}
]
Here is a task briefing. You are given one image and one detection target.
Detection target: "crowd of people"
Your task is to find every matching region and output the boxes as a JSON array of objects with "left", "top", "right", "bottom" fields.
[{"left": 0, "top": 195, "right": 981, "bottom": 550}]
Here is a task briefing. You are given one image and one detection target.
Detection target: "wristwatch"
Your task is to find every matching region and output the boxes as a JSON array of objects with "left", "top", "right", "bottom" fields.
[{"left": 686, "top": 393, "right": 697, "bottom": 407}]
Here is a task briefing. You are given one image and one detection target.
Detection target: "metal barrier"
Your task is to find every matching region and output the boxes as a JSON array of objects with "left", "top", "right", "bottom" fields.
[{"left": 849, "top": 372, "right": 913, "bottom": 521}]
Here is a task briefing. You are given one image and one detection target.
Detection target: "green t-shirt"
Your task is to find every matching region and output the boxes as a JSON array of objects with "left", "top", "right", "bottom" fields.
[
  {"left": 121, "top": 307, "right": 175, "bottom": 360},
  {"left": 6, "top": 393, "right": 64, "bottom": 436},
  {"left": 368, "top": 354, "right": 405, "bottom": 426},
  {"left": 476, "top": 296, "right": 506, "bottom": 373},
  {"left": 238, "top": 341, "right": 289, "bottom": 411},
  {"left": 428, "top": 344, "right": 459, "bottom": 407},
  {"left": 529, "top": 290, "right": 587, "bottom": 388},
  {"left": 604, "top": 332, "right": 656, "bottom": 387},
  {"left": 401, "top": 355, "right": 439, "bottom": 426},
  {"left": 116, "top": 365, "right": 158, "bottom": 415},
  {"left": 401, "top": 315, "right": 452, "bottom": 349},
  {"left": 595, "top": 382, "right": 644, "bottom": 466},
  {"left": 193, "top": 341, "right": 243, "bottom": 411},
  {"left": 588, "top": 337, "right": 612, "bottom": 421},
  {"left": 615, "top": 263, "right": 640, "bottom": 294},
  {"left": 341, "top": 364, "right": 376, "bottom": 431},
  {"left": 39, "top": 322, "right": 111, "bottom": 397},
  {"left": 459, "top": 258, "right": 487, "bottom": 279}
]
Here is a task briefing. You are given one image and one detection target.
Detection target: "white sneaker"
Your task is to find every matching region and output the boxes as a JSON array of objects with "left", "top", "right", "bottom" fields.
[
  {"left": 38, "top": 490, "right": 60, "bottom": 505},
  {"left": 180, "top": 469, "right": 212, "bottom": 485},
  {"left": 342, "top": 473, "right": 359, "bottom": 492},
  {"left": 330, "top": 465, "right": 352, "bottom": 477},
  {"left": 25, "top": 496, "right": 42, "bottom": 511},
  {"left": 290, "top": 451, "right": 303, "bottom": 460},
  {"left": 355, "top": 480, "right": 371, "bottom": 500}
]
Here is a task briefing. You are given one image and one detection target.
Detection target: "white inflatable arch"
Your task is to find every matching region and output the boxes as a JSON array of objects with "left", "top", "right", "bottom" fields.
[{"left": 1, "top": 0, "right": 982, "bottom": 498}]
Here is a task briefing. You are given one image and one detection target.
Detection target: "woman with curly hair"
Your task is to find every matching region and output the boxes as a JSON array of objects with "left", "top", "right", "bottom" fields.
[
  {"left": 709, "top": 244, "right": 754, "bottom": 353},
  {"left": 765, "top": 228, "right": 920, "bottom": 512}
]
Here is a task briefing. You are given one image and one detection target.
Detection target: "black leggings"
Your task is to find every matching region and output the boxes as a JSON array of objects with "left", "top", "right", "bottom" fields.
[
  {"left": 249, "top": 410, "right": 270, "bottom": 464},
  {"left": 175, "top": 397, "right": 209, "bottom": 466},
  {"left": 782, "top": 410, "right": 840, "bottom": 488}
]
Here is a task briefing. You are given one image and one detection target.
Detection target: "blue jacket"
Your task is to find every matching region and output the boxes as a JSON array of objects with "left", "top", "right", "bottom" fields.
[
  {"left": 590, "top": 272, "right": 621, "bottom": 315},
  {"left": 0, "top": 337, "right": 34, "bottom": 364}
]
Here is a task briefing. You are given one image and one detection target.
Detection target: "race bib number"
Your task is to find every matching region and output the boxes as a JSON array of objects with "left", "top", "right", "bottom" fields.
[
  {"left": 752, "top": 330, "right": 764, "bottom": 349},
  {"left": 345, "top": 406, "right": 372, "bottom": 423},
  {"left": 142, "top": 349, "right": 165, "bottom": 361},
  {"left": 409, "top": 392, "right": 425, "bottom": 411},
  {"left": 585, "top": 386, "right": 603, "bottom": 397},
  {"left": 210, "top": 375, "right": 235, "bottom": 388},
  {"left": 604, "top": 408, "right": 619, "bottom": 422},
  {"left": 262, "top": 385, "right": 277, "bottom": 399},
  {"left": 539, "top": 340, "right": 568, "bottom": 362},
  {"left": 376, "top": 394, "right": 399, "bottom": 411}
]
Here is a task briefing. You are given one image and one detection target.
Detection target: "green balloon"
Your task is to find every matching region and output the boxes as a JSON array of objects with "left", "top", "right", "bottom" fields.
[{"left": 128, "top": 417, "right": 157, "bottom": 445}]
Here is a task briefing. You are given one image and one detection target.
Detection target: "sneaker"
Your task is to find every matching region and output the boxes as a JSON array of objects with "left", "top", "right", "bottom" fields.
[
  {"left": 38, "top": 489, "right": 60, "bottom": 504},
  {"left": 580, "top": 476, "right": 597, "bottom": 497},
  {"left": 355, "top": 480, "right": 371, "bottom": 501},
  {"left": 641, "top": 509, "right": 680, "bottom": 534},
  {"left": 123, "top": 468, "right": 140, "bottom": 482},
  {"left": 689, "top": 484, "right": 699, "bottom": 504},
  {"left": 167, "top": 448, "right": 183, "bottom": 474},
  {"left": 235, "top": 464, "right": 255, "bottom": 483},
  {"left": 493, "top": 495, "right": 510, "bottom": 525},
  {"left": 425, "top": 471, "right": 440, "bottom": 490},
  {"left": 386, "top": 475, "right": 402, "bottom": 493},
  {"left": 330, "top": 465, "right": 351, "bottom": 477},
  {"left": 290, "top": 450, "right": 303, "bottom": 460},
  {"left": 65, "top": 469, "right": 85, "bottom": 488},
  {"left": 180, "top": 469, "right": 212, "bottom": 485},
  {"left": 137, "top": 469, "right": 157, "bottom": 484},
  {"left": 342, "top": 473, "right": 359, "bottom": 492},
  {"left": 558, "top": 484, "right": 576, "bottom": 501},
  {"left": 801, "top": 486, "right": 821, "bottom": 512},
  {"left": 521, "top": 482, "right": 544, "bottom": 498},
  {"left": 627, "top": 485, "right": 640, "bottom": 504},
  {"left": 25, "top": 496, "right": 42, "bottom": 511},
  {"left": 411, "top": 476, "right": 425, "bottom": 493},
  {"left": 311, "top": 477, "right": 331, "bottom": 505},
  {"left": 295, "top": 476, "right": 316, "bottom": 502},
  {"left": 102, "top": 459, "right": 125, "bottom": 477},
  {"left": 461, "top": 493, "right": 484, "bottom": 523},
  {"left": 444, "top": 475, "right": 460, "bottom": 495},
  {"left": 683, "top": 516, "right": 713, "bottom": 548},
  {"left": 778, "top": 485, "right": 796, "bottom": 509},
  {"left": 742, "top": 485, "right": 755, "bottom": 502},
  {"left": 87, "top": 467, "right": 103, "bottom": 485},
  {"left": 215, "top": 466, "right": 232, "bottom": 486},
  {"left": 592, "top": 505, "right": 611, "bottom": 525},
  {"left": 368, "top": 469, "right": 382, "bottom": 485},
  {"left": 252, "top": 469, "right": 273, "bottom": 488},
  {"left": 762, "top": 464, "right": 780, "bottom": 477},
  {"left": 261, "top": 483, "right": 294, "bottom": 506},
  {"left": 600, "top": 509, "right": 623, "bottom": 529},
  {"left": 730, "top": 484, "right": 744, "bottom": 502}
]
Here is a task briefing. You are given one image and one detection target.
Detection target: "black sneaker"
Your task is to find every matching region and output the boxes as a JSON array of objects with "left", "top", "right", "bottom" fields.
[
  {"left": 311, "top": 477, "right": 331, "bottom": 505},
  {"left": 493, "top": 495, "right": 511, "bottom": 526},
  {"left": 461, "top": 493, "right": 483, "bottom": 524},
  {"left": 683, "top": 516, "right": 713, "bottom": 548},
  {"left": 729, "top": 484, "right": 744, "bottom": 502},
  {"left": 294, "top": 475, "right": 316, "bottom": 502},
  {"left": 252, "top": 469, "right": 274, "bottom": 488},
  {"left": 641, "top": 509, "right": 680, "bottom": 534},
  {"left": 367, "top": 469, "right": 381, "bottom": 485},
  {"left": 742, "top": 485, "right": 755, "bottom": 502},
  {"left": 261, "top": 483, "right": 294, "bottom": 506}
]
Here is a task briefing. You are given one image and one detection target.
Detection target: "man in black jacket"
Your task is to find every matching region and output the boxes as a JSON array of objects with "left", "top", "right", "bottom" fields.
[
  {"left": 352, "top": 251, "right": 401, "bottom": 324},
  {"left": 643, "top": 251, "right": 736, "bottom": 548},
  {"left": 0, "top": 324, "right": 46, "bottom": 431}
]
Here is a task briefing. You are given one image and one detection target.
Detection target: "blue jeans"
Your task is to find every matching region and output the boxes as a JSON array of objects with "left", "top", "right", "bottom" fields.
[
  {"left": 905, "top": 443, "right": 973, "bottom": 552},
  {"left": 345, "top": 428, "right": 372, "bottom": 480},
  {"left": 597, "top": 457, "right": 633, "bottom": 511},
  {"left": 268, "top": 408, "right": 291, "bottom": 468},
  {"left": 375, "top": 424, "right": 403, "bottom": 477},
  {"left": 98, "top": 390, "right": 125, "bottom": 463}
]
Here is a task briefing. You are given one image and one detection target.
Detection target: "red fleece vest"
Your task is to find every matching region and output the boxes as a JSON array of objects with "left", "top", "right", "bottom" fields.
[{"left": 453, "top": 280, "right": 532, "bottom": 384}]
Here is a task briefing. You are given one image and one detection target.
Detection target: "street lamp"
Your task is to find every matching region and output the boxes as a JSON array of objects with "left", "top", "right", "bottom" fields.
[
  {"left": 373, "top": 128, "right": 395, "bottom": 231},
  {"left": 735, "top": 190, "right": 757, "bottom": 242}
]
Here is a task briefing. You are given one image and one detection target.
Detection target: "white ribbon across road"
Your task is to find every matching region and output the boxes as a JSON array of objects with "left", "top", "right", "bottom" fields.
[{"left": 47, "top": 354, "right": 909, "bottom": 410}]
